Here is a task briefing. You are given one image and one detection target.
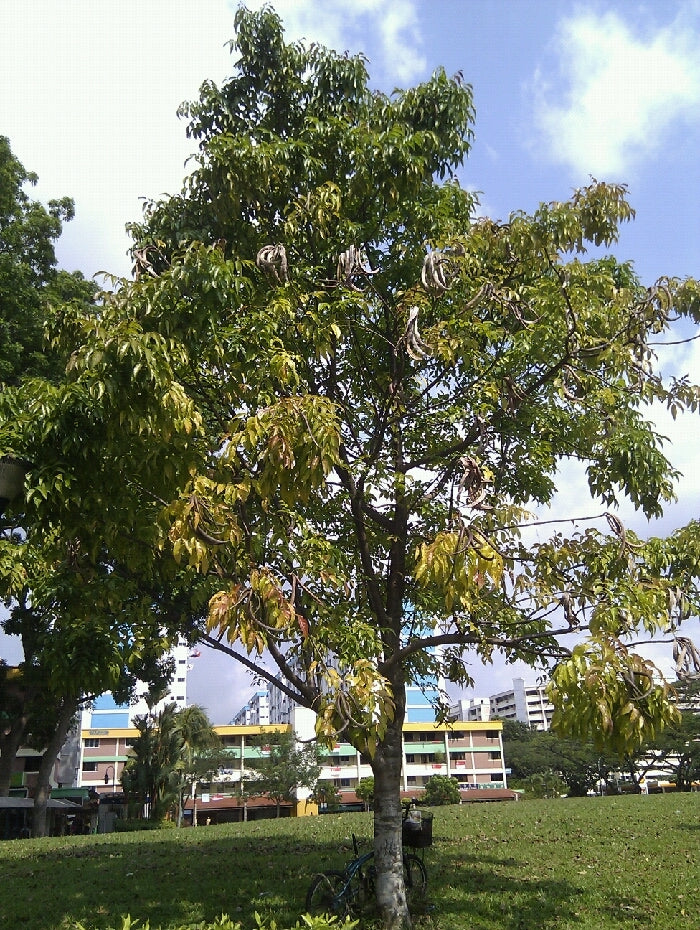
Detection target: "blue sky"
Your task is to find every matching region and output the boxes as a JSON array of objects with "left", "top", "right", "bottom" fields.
[{"left": 1, "top": 0, "right": 699, "bottom": 722}]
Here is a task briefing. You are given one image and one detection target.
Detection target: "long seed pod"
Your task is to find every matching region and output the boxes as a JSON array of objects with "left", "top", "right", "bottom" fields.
[
  {"left": 256, "top": 244, "right": 289, "bottom": 283},
  {"left": 405, "top": 306, "right": 433, "bottom": 360},
  {"left": 421, "top": 251, "right": 451, "bottom": 294},
  {"left": 336, "top": 245, "right": 377, "bottom": 290}
]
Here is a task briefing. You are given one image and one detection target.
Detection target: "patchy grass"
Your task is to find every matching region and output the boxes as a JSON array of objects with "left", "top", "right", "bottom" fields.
[{"left": 0, "top": 793, "right": 697, "bottom": 929}]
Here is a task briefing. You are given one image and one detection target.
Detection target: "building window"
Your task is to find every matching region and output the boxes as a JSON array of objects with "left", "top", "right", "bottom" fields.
[
  {"left": 177, "top": 677, "right": 185, "bottom": 683},
  {"left": 84, "top": 738, "right": 100, "bottom": 748},
  {"left": 124, "top": 738, "right": 135, "bottom": 747},
  {"left": 23, "top": 756, "right": 42, "bottom": 772},
  {"left": 82, "top": 761, "right": 98, "bottom": 772},
  {"left": 489, "top": 752, "right": 501, "bottom": 760}
]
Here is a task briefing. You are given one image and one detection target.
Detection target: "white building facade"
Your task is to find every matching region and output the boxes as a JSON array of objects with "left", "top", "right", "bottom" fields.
[{"left": 451, "top": 677, "right": 554, "bottom": 731}]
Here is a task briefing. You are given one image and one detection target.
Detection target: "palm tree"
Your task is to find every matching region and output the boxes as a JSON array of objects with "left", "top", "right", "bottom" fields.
[{"left": 175, "top": 704, "right": 220, "bottom": 826}]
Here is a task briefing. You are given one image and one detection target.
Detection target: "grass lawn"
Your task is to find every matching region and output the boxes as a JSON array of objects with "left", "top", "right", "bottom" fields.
[{"left": 0, "top": 793, "right": 697, "bottom": 929}]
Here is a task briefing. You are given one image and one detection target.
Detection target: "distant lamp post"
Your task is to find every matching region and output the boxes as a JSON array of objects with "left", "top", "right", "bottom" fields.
[
  {"left": 104, "top": 765, "right": 116, "bottom": 791},
  {"left": 0, "top": 456, "right": 30, "bottom": 517}
]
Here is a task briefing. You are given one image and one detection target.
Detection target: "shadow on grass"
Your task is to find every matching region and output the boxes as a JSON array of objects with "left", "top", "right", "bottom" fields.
[
  {"left": 1, "top": 820, "right": 352, "bottom": 930},
  {"left": 421, "top": 847, "right": 581, "bottom": 930},
  {"left": 3, "top": 828, "right": 583, "bottom": 930}
]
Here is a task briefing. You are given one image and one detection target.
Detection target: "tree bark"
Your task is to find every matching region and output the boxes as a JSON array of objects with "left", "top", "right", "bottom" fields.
[
  {"left": 32, "top": 698, "right": 78, "bottom": 837},
  {"left": 372, "top": 690, "right": 410, "bottom": 929}
]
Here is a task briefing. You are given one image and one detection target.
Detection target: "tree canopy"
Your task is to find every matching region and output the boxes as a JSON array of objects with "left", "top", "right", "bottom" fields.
[
  {"left": 421, "top": 774, "right": 460, "bottom": 806},
  {"left": 0, "top": 135, "right": 95, "bottom": 386},
  {"left": 246, "top": 729, "right": 321, "bottom": 817},
  {"left": 4, "top": 6, "right": 700, "bottom": 925},
  {"left": 0, "top": 137, "right": 179, "bottom": 836}
]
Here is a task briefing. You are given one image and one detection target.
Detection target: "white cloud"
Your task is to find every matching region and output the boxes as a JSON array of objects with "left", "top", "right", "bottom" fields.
[
  {"left": 0, "top": 0, "right": 426, "bottom": 279},
  {"left": 0, "top": 0, "right": 236, "bottom": 277},
  {"left": 245, "top": 0, "right": 426, "bottom": 84},
  {"left": 532, "top": 7, "right": 700, "bottom": 177}
]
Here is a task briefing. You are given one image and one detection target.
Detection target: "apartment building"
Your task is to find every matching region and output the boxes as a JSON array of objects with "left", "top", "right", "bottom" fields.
[
  {"left": 450, "top": 677, "right": 554, "bottom": 731},
  {"left": 75, "top": 704, "right": 507, "bottom": 820},
  {"left": 77, "top": 641, "right": 191, "bottom": 795},
  {"left": 230, "top": 689, "right": 271, "bottom": 726}
]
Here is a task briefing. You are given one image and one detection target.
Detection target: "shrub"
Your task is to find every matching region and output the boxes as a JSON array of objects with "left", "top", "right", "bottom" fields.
[
  {"left": 421, "top": 775, "right": 461, "bottom": 806},
  {"left": 73, "top": 914, "right": 357, "bottom": 930}
]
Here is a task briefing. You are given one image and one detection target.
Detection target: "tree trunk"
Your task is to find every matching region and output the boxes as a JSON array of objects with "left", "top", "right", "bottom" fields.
[
  {"left": 0, "top": 714, "right": 28, "bottom": 796},
  {"left": 32, "top": 699, "right": 78, "bottom": 838},
  {"left": 372, "top": 699, "right": 410, "bottom": 929}
]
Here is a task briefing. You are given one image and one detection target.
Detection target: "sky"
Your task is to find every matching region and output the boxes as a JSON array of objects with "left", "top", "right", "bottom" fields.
[{"left": 1, "top": 0, "right": 699, "bottom": 723}]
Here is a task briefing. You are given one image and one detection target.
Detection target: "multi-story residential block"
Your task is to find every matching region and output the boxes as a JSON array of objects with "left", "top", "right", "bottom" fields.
[
  {"left": 230, "top": 689, "right": 271, "bottom": 726},
  {"left": 73, "top": 707, "right": 508, "bottom": 823},
  {"left": 77, "top": 640, "right": 191, "bottom": 795},
  {"left": 450, "top": 677, "right": 554, "bottom": 731}
]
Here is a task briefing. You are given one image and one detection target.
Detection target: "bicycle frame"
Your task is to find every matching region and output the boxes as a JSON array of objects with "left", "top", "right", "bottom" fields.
[{"left": 306, "top": 832, "right": 427, "bottom": 917}]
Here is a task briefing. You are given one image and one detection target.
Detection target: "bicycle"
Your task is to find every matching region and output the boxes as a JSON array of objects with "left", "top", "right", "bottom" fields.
[{"left": 306, "top": 812, "right": 429, "bottom": 918}]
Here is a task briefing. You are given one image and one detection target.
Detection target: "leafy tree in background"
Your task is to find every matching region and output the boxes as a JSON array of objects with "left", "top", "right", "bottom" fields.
[
  {"left": 421, "top": 774, "right": 460, "bottom": 806},
  {"left": 0, "top": 135, "right": 95, "bottom": 385},
  {"left": 311, "top": 778, "right": 342, "bottom": 812},
  {"left": 355, "top": 775, "right": 375, "bottom": 811},
  {"left": 0, "top": 137, "right": 159, "bottom": 836},
  {"left": 503, "top": 724, "right": 618, "bottom": 796},
  {"left": 174, "top": 703, "right": 222, "bottom": 825},
  {"left": 8, "top": 7, "right": 700, "bottom": 923},
  {"left": 247, "top": 729, "right": 321, "bottom": 818},
  {"left": 0, "top": 140, "right": 207, "bottom": 836},
  {"left": 621, "top": 708, "right": 700, "bottom": 792},
  {"left": 121, "top": 698, "right": 186, "bottom": 822},
  {"left": 522, "top": 770, "right": 566, "bottom": 799},
  {"left": 657, "top": 712, "right": 700, "bottom": 791}
]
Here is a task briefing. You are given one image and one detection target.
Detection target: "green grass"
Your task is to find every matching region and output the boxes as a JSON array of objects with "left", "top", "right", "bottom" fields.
[{"left": 1, "top": 793, "right": 698, "bottom": 929}]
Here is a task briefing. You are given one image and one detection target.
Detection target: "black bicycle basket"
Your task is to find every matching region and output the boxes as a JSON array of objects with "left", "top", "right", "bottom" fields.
[{"left": 402, "top": 810, "right": 433, "bottom": 848}]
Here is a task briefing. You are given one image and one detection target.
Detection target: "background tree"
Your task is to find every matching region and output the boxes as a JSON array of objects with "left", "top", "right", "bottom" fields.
[
  {"left": 620, "top": 709, "right": 700, "bottom": 792},
  {"left": 247, "top": 729, "right": 321, "bottom": 818},
  {"left": 174, "top": 703, "right": 221, "bottom": 825},
  {"left": 310, "top": 778, "right": 342, "bottom": 812},
  {"left": 13, "top": 7, "right": 700, "bottom": 925},
  {"left": 355, "top": 775, "right": 375, "bottom": 812},
  {"left": 121, "top": 698, "right": 182, "bottom": 822},
  {"left": 421, "top": 774, "right": 460, "bottom": 806},
  {"left": 0, "top": 135, "right": 95, "bottom": 386},
  {"left": 503, "top": 725, "right": 618, "bottom": 796},
  {"left": 522, "top": 771, "right": 567, "bottom": 799},
  {"left": 0, "top": 137, "right": 184, "bottom": 836}
]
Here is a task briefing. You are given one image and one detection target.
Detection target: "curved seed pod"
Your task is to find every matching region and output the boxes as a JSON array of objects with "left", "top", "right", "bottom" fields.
[
  {"left": 132, "top": 245, "right": 165, "bottom": 280},
  {"left": 674, "top": 636, "right": 700, "bottom": 680},
  {"left": 336, "top": 245, "right": 377, "bottom": 290},
  {"left": 405, "top": 305, "right": 433, "bottom": 360},
  {"left": 421, "top": 251, "right": 451, "bottom": 294},
  {"left": 457, "top": 455, "right": 486, "bottom": 507},
  {"left": 256, "top": 244, "right": 289, "bottom": 283}
]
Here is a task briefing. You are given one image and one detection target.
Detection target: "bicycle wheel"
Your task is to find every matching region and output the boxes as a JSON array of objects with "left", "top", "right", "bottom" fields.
[
  {"left": 402, "top": 853, "right": 427, "bottom": 907},
  {"left": 305, "top": 870, "right": 348, "bottom": 916}
]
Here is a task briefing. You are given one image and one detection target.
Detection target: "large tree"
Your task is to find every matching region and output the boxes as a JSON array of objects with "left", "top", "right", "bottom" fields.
[
  {"left": 8, "top": 7, "right": 700, "bottom": 924},
  {"left": 0, "top": 137, "right": 184, "bottom": 836},
  {"left": 0, "top": 134, "right": 94, "bottom": 385},
  {"left": 502, "top": 724, "right": 619, "bottom": 796},
  {"left": 246, "top": 729, "right": 321, "bottom": 818}
]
